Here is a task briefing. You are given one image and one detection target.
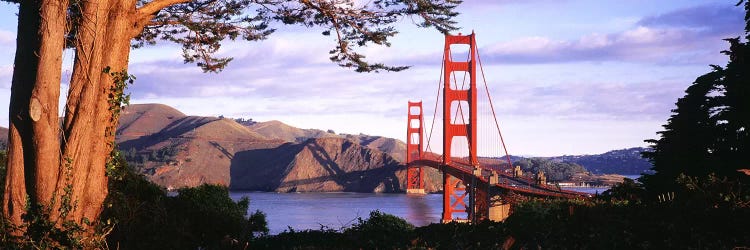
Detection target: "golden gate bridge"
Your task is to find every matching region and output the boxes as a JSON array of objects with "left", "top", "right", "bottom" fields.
[{"left": 405, "top": 32, "right": 588, "bottom": 223}]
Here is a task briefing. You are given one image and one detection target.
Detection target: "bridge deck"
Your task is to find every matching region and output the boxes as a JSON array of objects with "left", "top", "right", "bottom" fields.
[{"left": 413, "top": 155, "right": 590, "bottom": 199}]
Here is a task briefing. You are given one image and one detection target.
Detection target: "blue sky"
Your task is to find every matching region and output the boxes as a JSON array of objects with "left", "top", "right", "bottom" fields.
[{"left": 0, "top": 1, "right": 745, "bottom": 156}]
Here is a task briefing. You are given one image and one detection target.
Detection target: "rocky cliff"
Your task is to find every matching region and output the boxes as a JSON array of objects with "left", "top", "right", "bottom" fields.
[{"left": 230, "top": 137, "right": 415, "bottom": 192}]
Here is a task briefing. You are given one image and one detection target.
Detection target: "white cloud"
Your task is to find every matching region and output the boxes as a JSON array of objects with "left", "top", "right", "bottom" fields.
[
  {"left": 486, "top": 36, "right": 561, "bottom": 55},
  {"left": 476, "top": 23, "right": 735, "bottom": 65},
  {"left": 578, "top": 33, "right": 610, "bottom": 49}
]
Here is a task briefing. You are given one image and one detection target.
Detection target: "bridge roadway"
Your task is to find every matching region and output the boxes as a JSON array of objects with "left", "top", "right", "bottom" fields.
[{"left": 412, "top": 155, "right": 590, "bottom": 199}]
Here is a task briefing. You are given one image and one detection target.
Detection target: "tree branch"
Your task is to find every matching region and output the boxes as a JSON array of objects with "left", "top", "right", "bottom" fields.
[{"left": 136, "top": 0, "right": 192, "bottom": 18}]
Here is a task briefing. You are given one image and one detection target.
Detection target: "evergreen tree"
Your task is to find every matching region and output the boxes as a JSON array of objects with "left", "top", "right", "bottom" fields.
[{"left": 642, "top": 1, "right": 750, "bottom": 195}]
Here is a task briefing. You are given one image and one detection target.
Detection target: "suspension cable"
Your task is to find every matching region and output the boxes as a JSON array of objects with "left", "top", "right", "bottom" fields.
[
  {"left": 425, "top": 50, "right": 445, "bottom": 153},
  {"left": 477, "top": 44, "right": 513, "bottom": 169}
]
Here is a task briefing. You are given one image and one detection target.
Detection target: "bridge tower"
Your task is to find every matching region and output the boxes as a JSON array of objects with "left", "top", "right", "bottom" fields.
[
  {"left": 406, "top": 101, "right": 425, "bottom": 194},
  {"left": 405, "top": 32, "right": 587, "bottom": 224},
  {"left": 442, "top": 32, "right": 481, "bottom": 222}
]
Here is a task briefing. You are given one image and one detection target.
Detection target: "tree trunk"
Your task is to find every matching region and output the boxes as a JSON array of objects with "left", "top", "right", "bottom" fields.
[
  {"left": 61, "top": 0, "right": 112, "bottom": 229},
  {"left": 62, "top": 0, "right": 137, "bottom": 226},
  {"left": 5, "top": 0, "right": 188, "bottom": 239},
  {"left": 3, "top": 0, "right": 137, "bottom": 235},
  {"left": 3, "top": 0, "right": 69, "bottom": 230}
]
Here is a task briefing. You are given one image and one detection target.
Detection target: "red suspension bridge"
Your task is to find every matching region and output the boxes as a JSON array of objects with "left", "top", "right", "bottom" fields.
[{"left": 405, "top": 32, "right": 588, "bottom": 223}]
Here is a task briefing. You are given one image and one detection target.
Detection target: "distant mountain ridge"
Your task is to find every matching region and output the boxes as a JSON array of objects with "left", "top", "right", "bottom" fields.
[
  {"left": 546, "top": 147, "right": 653, "bottom": 175},
  {"left": 248, "top": 120, "right": 336, "bottom": 143},
  {"left": 484, "top": 148, "right": 653, "bottom": 176},
  {"left": 113, "top": 103, "right": 433, "bottom": 192}
]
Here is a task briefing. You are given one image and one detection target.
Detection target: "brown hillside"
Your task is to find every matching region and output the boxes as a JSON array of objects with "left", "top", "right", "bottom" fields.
[
  {"left": 248, "top": 120, "right": 336, "bottom": 143},
  {"left": 113, "top": 103, "right": 441, "bottom": 192},
  {"left": 342, "top": 134, "right": 407, "bottom": 162},
  {"left": 247, "top": 120, "right": 407, "bottom": 163},
  {"left": 230, "top": 137, "right": 441, "bottom": 193},
  {"left": 116, "top": 105, "right": 280, "bottom": 189},
  {"left": 117, "top": 103, "right": 187, "bottom": 141}
]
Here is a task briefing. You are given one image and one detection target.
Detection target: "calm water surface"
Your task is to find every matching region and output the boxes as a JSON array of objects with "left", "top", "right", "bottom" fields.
[
  {"left": 230, "top": 183, "right": 618, "bottom": 234},
  {"left": 229, "top": 192, "right": 443, "bottom": 234}
]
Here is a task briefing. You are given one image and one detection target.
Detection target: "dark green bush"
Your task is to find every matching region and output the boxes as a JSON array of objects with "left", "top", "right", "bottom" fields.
[
  {"left": 253, "top": 210, "right": 415, "bottom": 249},
  {"left": 413, "top": 221, "right": 508, "bottom": 249},
  {"left": 344, "top": 210, "right": 414, "bottom": 248},
  {"left": 103, "top": 151, "right": 268, "bottom": 249}
]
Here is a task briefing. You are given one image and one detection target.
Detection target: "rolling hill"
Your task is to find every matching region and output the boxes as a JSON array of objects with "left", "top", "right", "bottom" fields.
[
  {"left": 247, "top": 120, "right": 407, "bottom": 162},
  {"left": 116, "top": 104, "right": 282, "bottom": 188},
  {"left": 248, "top": 120, "right": 336, "bottom": 143},
  {"left": 115, "top": 103, "right": 428, "bottom": 191}
]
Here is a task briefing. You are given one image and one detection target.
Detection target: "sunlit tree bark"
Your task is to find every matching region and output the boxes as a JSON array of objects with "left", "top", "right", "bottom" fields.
[{"left": 3, "top": 0, "right": 69, "bottom": 230}]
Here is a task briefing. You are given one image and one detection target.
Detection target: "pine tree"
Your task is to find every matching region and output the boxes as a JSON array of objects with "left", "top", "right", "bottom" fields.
[{"left": 642, "top": 1, "right": 750, "bottom": 195}]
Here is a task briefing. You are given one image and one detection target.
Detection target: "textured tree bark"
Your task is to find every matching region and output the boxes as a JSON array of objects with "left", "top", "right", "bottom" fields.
[
  {"left": 62, "top": 0, "right": 137, "bottom": 225},
  {"left": 4, "top": 0, "right": 139, "bottom": 234},
  {"left": 61, "top": 0, "right": 112, "bottom": 229},
  {"left": 3, "top": 0, "right": 69, "bottom": 229}
]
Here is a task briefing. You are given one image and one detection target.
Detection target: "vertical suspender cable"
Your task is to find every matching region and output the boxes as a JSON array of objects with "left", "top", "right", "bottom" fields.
[{"left": 476, "top": 46, "right": 514, "bottom": 170}]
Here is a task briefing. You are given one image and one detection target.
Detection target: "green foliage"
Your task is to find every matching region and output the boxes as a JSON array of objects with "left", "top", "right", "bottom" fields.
[
  {"left": 0, "top": 156, "right": 105, "bottom": 249},
  {"left": 246, "top": 209, "right": 269, "bottom": 237},
  {"left": 121, "top": 143, "right": 181, "bottom": 171},
  {"left": 152, "top": 143, "right": 180, "bottom": 162},
  {"left": 674, "top": 173, "right": 750, "bottom": 209},
  {"left": 642, "top": 2, "right": 750, "bottom": 199},
  {"left": 233, "top": 117, "right": 257, "bottom": 126},
  {"left": 101, "top": 151, "right": 170, "bottom": 249},
  {"left": 136, "top": 0, "right": 460, "bottom": 73},
  {"left": 413, "top": 221, "right": 508, "bottom": 249},
  {"left": 601, "top": 178, "right": 646, "bottom": 204},
  {"left": 103, "top": 66, "right": 135, "bottom": 117},
  {"left": 170, "top": 185, "right": 251, "bottom": 248},
  {"left": 253, "top": 227, "right": 346, "bottom": 249},
  {"left": 515, "top": 157, "right": 587, "bottom": 181},
  {"left": 507, "top": 199, "right": 750, "bottom": 249},
  {"left": 253, "top": 210, "right": 415, "bottom": 249},
  {"left": 106, "top": 149, "right": 128, "bottom": 181},
  {"left": 103, "top": 66, "right": 135, "bottom": 143},
  {"left": 102, "top": 150, "right": 269, "bottom": 249},
  {"left": 344, "top": 210, "right": 414, "bottom": 248}
]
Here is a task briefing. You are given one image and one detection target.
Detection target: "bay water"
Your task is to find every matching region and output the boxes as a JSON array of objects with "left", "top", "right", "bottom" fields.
[{"left": 230, "top": 185, "right": 612, "bottom": 234}]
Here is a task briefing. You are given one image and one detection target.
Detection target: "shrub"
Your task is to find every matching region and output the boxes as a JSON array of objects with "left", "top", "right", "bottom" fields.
[
  {"left": 344, "top": 210, "right": 414, "bottom": 248},
  {"left": 103, "top": 151, "right": 268, "bottom": 249}
]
